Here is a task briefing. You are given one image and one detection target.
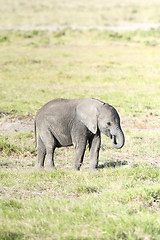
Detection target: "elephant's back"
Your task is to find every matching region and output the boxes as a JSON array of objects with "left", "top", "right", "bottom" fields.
[
  {"left": 35, "top": 98, "right": 82, "bottom": 127},
  {"left": 39, "top": 98, "right": 80, "bottom": 115}
]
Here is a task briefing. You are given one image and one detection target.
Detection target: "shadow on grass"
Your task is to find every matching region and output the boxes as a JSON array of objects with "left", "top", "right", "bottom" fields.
[
  {"left": 0, "top": 161, "right": 12, "bottom": 167},
  {"left": 98, "top": 160, "right": 128, "bottom": 169},
  {"left": 0, "top": 231, "right": 24, "bottom": 240}
]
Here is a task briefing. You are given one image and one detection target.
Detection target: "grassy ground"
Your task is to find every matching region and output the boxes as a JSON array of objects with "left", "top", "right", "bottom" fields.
[
  {"left": 1, "top": 0, "right": 160, "bottom": 28},
  {"left": 1, "top": 29, "right": 160, "bottom": 117},
  {"left": 0, "top": 165, "right": 160, "bottom": 239},
  {"left": 1, "top": 27, "right": 160, "bottom": 239}
]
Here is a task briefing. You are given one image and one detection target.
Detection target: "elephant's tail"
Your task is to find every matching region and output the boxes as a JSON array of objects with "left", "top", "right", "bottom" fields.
[{"left": 34, "top": 119, "right": 37, "bottom": 148}]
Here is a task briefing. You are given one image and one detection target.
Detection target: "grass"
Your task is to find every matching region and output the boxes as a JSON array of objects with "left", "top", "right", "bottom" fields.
[
  {"left": 1, "top": 6, "right": 160, "bottom": 238},
  {"left": 0, "top": 130, "right": 160, "bottom": 238},
  {"left": 0, "top": 165, "right": 160, "bottom": 239},
  {"left": 0, "top": 133, "right": 36, "bottom": 157},
  {"left": 1, "top": 0, "right": 160, "bottom": 28},
  {"left": 1, "top": 29, "right": 160, "bottom": 119}
]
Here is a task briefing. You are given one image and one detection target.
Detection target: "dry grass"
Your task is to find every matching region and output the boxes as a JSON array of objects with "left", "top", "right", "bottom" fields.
[{"left": 1, "top": 0, "right": 160, "bottom": 28}]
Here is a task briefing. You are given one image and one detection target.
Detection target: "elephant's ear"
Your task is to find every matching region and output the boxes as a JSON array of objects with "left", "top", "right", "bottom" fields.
[{"left": 76, "top": 99, "right": 103, "bottom": 134}]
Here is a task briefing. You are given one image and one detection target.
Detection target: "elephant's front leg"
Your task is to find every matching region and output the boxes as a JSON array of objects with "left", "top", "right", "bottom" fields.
[
  {"left": 89, "top": 133, "right": 101, "bottom": 171},
  {"left": 74, "top": 141, "right": 87, "bottom": 171}
]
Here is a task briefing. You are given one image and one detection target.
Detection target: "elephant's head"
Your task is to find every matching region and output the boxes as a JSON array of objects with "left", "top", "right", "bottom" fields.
[{"left": 76, "top": 98, "right": 125, "bottom": 149}]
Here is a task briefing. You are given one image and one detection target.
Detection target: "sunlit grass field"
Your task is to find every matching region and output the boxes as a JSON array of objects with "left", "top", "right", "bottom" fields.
[
  {"left": 1, "top": 28, "right": 160, "bottom": 239},
  {"left": 1, "top": 2, "right": 160, "bottom": 237},
  {"left": 1, "top": 29, "right": 160, "bottom": 117}
]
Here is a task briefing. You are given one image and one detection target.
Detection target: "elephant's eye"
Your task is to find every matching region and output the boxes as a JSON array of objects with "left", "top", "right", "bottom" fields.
[{"left": 107, "top": 122, "right": 111, "bottom": 126}]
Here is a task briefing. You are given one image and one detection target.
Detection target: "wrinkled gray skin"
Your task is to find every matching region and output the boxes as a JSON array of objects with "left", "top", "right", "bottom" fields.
[{"left": 34, "top": 98, "right": 125, "bottom": 171}]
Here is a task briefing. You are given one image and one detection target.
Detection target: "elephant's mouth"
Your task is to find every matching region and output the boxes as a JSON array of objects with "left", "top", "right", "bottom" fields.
[
  {"left": 112, "top": 135, "right": 117, "bottom": 144},
  {"left": 107, "top": 129, "right": 112, "bottom": 139}
]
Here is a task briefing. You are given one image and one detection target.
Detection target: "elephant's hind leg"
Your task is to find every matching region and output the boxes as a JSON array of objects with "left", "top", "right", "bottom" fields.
[
  {"left": 35, "top": 135, "right": 46, "bottom": 169},
  {"left": 40, "top": 129, "right": 56, "bottom": 170}
]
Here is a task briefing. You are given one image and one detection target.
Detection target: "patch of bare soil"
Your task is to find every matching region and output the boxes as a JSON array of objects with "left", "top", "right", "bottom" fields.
[
  {"left": 0, "top": 117, "right": 33, "bottom": 134},
  {"left": 122, "top": 111, "right": 160, "bottom": 132}
]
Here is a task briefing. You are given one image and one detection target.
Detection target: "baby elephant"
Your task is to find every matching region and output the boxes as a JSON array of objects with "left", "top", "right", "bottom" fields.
[{"left": 34, "top": 98, "right": 125, "bottom": 171}]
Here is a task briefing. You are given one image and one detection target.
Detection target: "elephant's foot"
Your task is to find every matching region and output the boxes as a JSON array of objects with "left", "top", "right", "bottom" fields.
[
  {"left": 45, "top": 165, "right": 56, "bottom": 171},
  {"left": 73, "top": 166, "right": 81, "bottom": 171},
  {"left": 89, "top": 164, "right": 98, "bottom": 172},
  {"left": 90, "top": 167, "right": 98, "bottom": 172},
  {"left": 35, "top": 163, "right": 44, "bottom": 170},
  {"left": 89, "top": 160, "right": 98, "bottom": 172}
]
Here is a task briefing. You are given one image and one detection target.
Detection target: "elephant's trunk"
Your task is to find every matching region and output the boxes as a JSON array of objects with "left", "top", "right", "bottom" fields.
[{"left": 112, "top": 129, "right": 125, "bottom": 149}]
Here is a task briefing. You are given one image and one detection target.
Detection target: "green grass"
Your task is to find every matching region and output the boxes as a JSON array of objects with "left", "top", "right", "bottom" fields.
[
  {"left": 1, "top": 29, "right": 160, "bottom": 119},
  {"left": 0, "top": 133, "right": 36, "bottom": 157},
  {"left": 1, "top": 13, "right": 160, "bottom": 239},
  {"left": 0, "top": 165, "right": 160, "bottom": 239},
  {"left": 0, "top": 130, "right": 160, "bottom": 239}
]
